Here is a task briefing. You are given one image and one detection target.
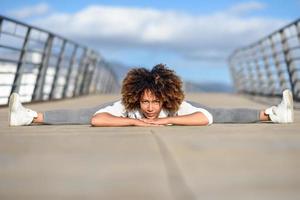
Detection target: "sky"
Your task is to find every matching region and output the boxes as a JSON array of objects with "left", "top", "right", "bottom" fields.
[{"left": 1, "top": 0, "right": 299, "bottom": 86}]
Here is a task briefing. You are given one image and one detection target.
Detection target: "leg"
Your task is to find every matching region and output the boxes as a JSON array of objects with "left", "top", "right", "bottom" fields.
[
  {"left": 210, "top": 109, "right": 270, "bottom": 123},
  {"left": 207, "top": 107, "right": 262, "bottom": 123},
  {"left": 33, "top": 113, "right": 44, "bottom": 123},
  {"left": 9, "top": 92, "right": 117, "bottom": 126},
  {"left": 40, "top": 101, "right": 116, "bottom": 125},
  {"left": 187, "top": 89, "right": 293, "bottom": 124},
  {"left": 209, "top": 108, "right": 268, "bottom": 123},
  {"left": 40, "top": 106, "right": 101, "bottom": 125},
  {"left": 259, "top": 111, "right": 270, "bottom": 121},
  {"left": 188, "top": 101, "right": 264, "bottom": 123}
]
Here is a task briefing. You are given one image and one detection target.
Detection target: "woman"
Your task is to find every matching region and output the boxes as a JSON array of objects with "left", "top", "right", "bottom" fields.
[{"left": 9, "top": 64, "right": 294, "bottom": 126}]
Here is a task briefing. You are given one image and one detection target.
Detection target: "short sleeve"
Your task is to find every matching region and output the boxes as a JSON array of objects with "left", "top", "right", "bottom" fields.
[
  {"left": 177, "top": 101, "right": 213, "bottom": 125},
  {"left": 93, "top": 100, "right": 127, "bottom": 117}
]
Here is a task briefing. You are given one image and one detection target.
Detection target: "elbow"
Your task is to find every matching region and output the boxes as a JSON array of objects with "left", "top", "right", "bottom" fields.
[
  {"left": 90, "top": 113, "right": 111, "bottom": 127},
  {"left": 90, "top": 116, "right": 98, "bottom": 126},
  {"left": 201, "top": 115, "right": 210, "bottom": 126},
  {"left": 195, "top": 112, "right": 210, "bottom": 126},
  {"left": 197, "top": 117, "right": 209, "bottom": 126},
  {"left": 202, "top": 118, "right": 209, "bottom": 126},
  {"left": 90, "top": 114, "right": 104, "bottom": 127}
]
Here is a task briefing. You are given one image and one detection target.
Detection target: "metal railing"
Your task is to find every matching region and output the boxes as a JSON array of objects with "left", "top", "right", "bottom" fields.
[
  {"left": 0, "top": 15, "right": 119, "bottom": 105},
  {"left": 229, "top": 18, "right": 300, "bottom": 101}
]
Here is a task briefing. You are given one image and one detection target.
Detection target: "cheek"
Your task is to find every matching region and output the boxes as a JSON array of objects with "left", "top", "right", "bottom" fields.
[
  {"left": 155, "top": 104, "right": 163, "bottom": 112},
  {"left": 140, "top": 104, "right": 147, "bottom": 112}
]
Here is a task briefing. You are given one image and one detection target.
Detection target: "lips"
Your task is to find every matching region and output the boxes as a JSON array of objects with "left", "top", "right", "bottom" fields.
[{"left": 145, "top": 113, "right": 156, "bottom": 118}]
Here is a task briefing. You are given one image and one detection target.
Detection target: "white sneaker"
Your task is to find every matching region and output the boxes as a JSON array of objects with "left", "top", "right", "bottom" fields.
[
  {"left": 265, "top": 89, "right": 294, "bottom": 123},
  {"left": 8, "top": 93, "right": 38, "bottom": 126}
]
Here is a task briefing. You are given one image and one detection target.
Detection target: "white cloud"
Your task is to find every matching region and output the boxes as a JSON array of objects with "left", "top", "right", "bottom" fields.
[
  {"left": 8, "top": 3, "right": 50, "bottom": 19},
  {"left": 227, "top": 1, "right": 266, "bottom": 15},
  {"left": 28, "top": 3, "right": 287, "bottom": 61}
]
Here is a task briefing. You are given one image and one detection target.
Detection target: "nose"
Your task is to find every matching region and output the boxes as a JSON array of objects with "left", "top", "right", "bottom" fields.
[{"left": 147, "top": 102, "right": 154, "bottom": 111}]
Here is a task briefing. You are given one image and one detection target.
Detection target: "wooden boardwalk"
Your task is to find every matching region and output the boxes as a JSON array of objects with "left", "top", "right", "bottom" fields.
[{"left": 0, "top": 93, "right": 299, "bottom": 200}]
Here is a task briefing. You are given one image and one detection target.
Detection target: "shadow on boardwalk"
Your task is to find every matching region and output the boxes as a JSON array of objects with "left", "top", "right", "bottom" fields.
[{"left": 0, "top": 93, "right": 299, "bottom": 200}]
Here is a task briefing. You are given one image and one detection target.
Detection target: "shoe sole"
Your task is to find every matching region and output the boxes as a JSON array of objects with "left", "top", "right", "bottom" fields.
[
  {"left": 8, "top": 93, "right": 18, "bottom": 126},
  {"left": 283, "top": 89, "right": 294, "bottom": 123}
]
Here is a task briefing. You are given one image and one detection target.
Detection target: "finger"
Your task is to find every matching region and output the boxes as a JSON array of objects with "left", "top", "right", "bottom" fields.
[
  {"left": 148, "top": 123, "right": 164, "bottom": 126},
  {"left": 140, "top": 119, "right": 151, "bottom": 123},
  {"left": 142, "top": 120, "right": 156, "bottom": 124}
]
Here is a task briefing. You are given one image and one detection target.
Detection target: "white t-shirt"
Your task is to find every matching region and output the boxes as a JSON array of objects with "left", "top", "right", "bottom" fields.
[{"left": 94, "top": 100, "right": 213, "bottom": 125}]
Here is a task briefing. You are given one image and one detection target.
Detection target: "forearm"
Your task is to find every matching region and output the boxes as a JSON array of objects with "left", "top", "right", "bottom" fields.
[
  {"left": 167, "top": 112, "right": 209, "bottom": 126},
  {"left": 91, "top": 113, "right": 138, "bottom": 127}
]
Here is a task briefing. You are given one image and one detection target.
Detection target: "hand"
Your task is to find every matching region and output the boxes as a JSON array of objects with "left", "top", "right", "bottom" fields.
[
  {"left": 133, "top": 119, "right": 163, "bottom": 127},
  {"left": 140, "top": 118, "right": 170, "bottom": 125}
]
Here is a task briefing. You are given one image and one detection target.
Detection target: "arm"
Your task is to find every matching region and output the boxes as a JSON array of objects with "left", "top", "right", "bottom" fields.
[
  {"left": 90, "top": 112, "right": 159, "bottom": 127},
  {"left": 141, "top": 112, "right": 209, "bottom": 126}
]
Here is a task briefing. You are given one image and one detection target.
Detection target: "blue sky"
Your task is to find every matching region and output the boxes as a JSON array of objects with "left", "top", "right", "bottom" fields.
[{"left": 1, "top": 0, "right": 299, "bottom": 85}]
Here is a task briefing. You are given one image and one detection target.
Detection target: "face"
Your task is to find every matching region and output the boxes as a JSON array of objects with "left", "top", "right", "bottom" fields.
[{"left": 140, "top": 90, "right": 163, "bottom": 119}]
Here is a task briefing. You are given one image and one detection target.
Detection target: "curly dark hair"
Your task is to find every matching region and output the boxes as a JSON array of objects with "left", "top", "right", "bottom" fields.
[{"left": 121, "top": 64, "right": 185, "bottom": 112}]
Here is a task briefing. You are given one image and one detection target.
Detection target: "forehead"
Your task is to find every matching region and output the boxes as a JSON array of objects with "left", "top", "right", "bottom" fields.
[{"left": 140, "top": 90, "right": 159, "bottom": 100}]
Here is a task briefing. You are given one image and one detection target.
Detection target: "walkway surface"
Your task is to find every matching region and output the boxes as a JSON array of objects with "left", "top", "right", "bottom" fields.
[{"left": 0, "top": 93, "right": 299, "bottom": 200}]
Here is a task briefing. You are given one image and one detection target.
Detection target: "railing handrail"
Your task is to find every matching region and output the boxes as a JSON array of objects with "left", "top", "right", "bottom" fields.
[
  {"left": 234, "top": 18, "right": 300, "bottom": 52},
  {"left": 0, "top": 14, "right": 86, "bottom": 50}
]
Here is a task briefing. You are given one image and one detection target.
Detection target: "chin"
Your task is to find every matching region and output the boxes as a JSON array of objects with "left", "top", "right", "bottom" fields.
[{"left": 146, "top": 115, "right": 157, "bottom": 119}]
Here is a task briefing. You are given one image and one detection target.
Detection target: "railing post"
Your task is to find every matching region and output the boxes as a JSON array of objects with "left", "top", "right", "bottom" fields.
[
  {"left": 73, "top": 48, "right": 87, "bottom": 96},
  {"left": 62, "top": 44, "right": 78, "bottom": 98},
  {"left": 32, "top": 34, "right": 53, "bottom": 101},
  {"left": 240, "top": 50, "right": 253, "bottom": 93},
  {"left": 230, "top": 52, "right": 248, "bottom": 93},
  {"left": 240, "top": 62, "right": 249, "bottom": 92},
  {"left": 245, "top": 49, "right": 256, "bottom": 94},
  {"left": 294, "top": 22, "right": 300, "bottom": 99},
  {"left": 97, "top": 63, "right": 107, "bottom": 93},
  {"left": 10, "top": 27, "right": 31, "bottom": 96},
  {"left": 270, "top": 35, "right": 287, "bottom": 92},
  {"left": 49, "top": 40, "right": 66, "bottom": 99},
  {"left": 95, "top": 61, "right": 103, "bottom": 93},
  {"left": 86, "top": 56, "right": 99, "bottom": 94},
  {"left": 260, "top": 39, "right": 275, "bottom": 95},
  {"left": 228, "top": 57, "right": 239, "bottom": 92},
  {"left": 245, "top": 62, "right": 252, "bottom": 93},
  {"left": 79, "top": 51, "right": 93, "bottom": 95},
  {"left": 280, "top": 30, "right": 295, "bottom": 93},
  {"left": 252, "top": 46, "right": 265, "bottom": 94},
  {"left": 0, "top": 17, "right": 3, "bottom": 33},
  {"left": 107, "top": 66, "right": 118, "bottom": 93}
]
